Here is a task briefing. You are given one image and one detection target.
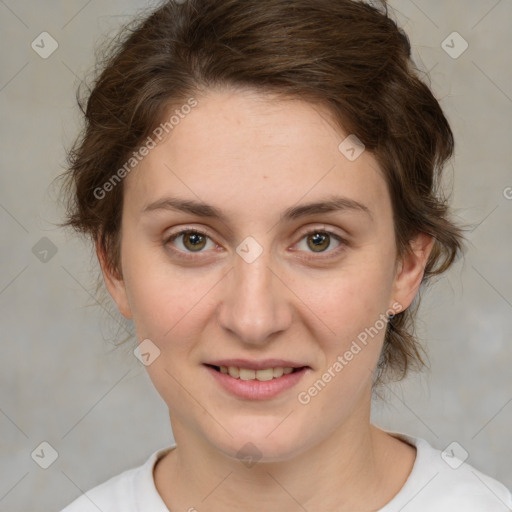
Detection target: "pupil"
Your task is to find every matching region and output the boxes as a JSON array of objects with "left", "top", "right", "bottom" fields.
[
  {"left": 309, "top": 232, "right": 329, "bottom": 252},
  {"left": 186, "top": 232, "right": 205, "bottom": 251}
]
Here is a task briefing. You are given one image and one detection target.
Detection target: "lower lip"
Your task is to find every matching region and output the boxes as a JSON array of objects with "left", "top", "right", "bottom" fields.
[{"left": 204, "top": 365, "right": 308, "bottom": 400}]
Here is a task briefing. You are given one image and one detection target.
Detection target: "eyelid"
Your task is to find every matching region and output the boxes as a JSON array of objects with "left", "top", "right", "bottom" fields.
[
  {"left": 296, "top": 224, "right": 347, "bottom": 241},
  {"left": 165, "top": 226, "right": 212, "bottom": 240}
]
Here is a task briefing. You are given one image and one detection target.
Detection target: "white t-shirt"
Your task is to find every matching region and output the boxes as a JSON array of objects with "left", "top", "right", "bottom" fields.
[{"left": 61, "top": 433, "right": 512, "bottom": 511}]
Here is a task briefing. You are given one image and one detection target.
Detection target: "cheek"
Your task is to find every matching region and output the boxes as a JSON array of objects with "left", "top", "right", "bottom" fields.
[
  {"left": 291, "top": 271, "right": 391, "bottom": 417},
  {"left": 126, "top": 273, "right": 204, "bottom": 340},
  {"left": 122, "top": 244, "right": 220, "bottom": 348},
  {"left": 299, "top": 263, "right": 393, "bottom": 336},
  {"left": 290, "top": 255, "right": 395, "bottom": 379}
]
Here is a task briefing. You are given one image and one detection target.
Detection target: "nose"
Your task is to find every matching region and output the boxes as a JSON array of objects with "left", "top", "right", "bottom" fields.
[{"left": 217, "top": 249, "right": 293, "bottom": 346}]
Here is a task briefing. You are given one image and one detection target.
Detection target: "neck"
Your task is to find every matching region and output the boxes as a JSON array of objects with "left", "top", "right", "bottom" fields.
[{"left": 154, "top": 403, "right": 415, "bottom": 511}]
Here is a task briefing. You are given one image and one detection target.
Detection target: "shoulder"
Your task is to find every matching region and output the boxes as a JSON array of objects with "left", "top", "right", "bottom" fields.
[
  {"left": 60, "top": 446, "right": 174, "bottom": 512},
  {"left": 60, "top": 464, "right": 140, "bottom": 512},
  {"left": 382, "top": 432, "right": 512, "bottom": 512}
]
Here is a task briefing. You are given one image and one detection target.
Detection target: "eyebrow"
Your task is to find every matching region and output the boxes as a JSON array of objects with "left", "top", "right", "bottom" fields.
[{"left": 142, "top": 195, "right": 373, "bottom": 223}]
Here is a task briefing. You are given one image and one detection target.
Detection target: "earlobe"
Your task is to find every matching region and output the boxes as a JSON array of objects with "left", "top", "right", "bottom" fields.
[
  {"left": 391, "top": 233, "right": 435, "bottom": 312},
  {"left": 95, "top": 240, "right": 133, "bottom": 319}
]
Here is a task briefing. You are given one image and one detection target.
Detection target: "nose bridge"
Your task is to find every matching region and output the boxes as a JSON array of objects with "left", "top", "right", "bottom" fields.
[{"left": 218, "top": 246, "right": 291, "bottom": 344}]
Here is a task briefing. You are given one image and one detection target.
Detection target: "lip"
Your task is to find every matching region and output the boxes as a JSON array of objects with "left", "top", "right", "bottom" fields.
[
  {"left": 205, "top": 359, "right": 308, "bottom": 371},
  {"left": 204, "top": 363, "right": 310, "bottom": 400}
]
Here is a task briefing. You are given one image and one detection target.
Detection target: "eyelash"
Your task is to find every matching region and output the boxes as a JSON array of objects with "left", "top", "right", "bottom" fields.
[{"left": 164, "top": 226, "right": 347, "bottom": 261}]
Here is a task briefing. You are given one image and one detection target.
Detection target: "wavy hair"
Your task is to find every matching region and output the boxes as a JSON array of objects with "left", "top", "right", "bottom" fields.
[{"left": 58, "top": 0, "right": 467, "bottom": 385}]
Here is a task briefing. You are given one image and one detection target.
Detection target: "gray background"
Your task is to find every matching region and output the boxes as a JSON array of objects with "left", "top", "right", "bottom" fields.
[{"left": 1, "top": 1, "right": 511, "bottom": 510}]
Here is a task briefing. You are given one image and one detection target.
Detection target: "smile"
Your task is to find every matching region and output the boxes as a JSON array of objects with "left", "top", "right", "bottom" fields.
[
  {"left": 209, "top": 364, "right": 298, "bottom": 381},
  {"left": 204, "top": 364, "right": 309, "bottom": 400}
]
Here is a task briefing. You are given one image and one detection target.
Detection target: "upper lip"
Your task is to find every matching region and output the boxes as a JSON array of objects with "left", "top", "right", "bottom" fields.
[{"left": 205, "top": 359, "right": 309, "bottom": 371}]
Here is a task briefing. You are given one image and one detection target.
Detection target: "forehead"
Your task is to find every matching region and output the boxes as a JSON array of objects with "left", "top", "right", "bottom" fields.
[{"left": 124, "top": 88, "right": 390, "bottom": 225}]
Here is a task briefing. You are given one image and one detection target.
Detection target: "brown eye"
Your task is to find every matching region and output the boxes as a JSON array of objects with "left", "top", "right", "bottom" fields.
[
  {"left": 181, "top": 231, "right": 207, "bottom": 252},
  {"left": 166, "top": 229, "right": 215, "bottom": 257},
  {"left": 294, "top": 228, "right": 346, "bottom": 260},
  {"left": 306, "top": 232, "right": 331, "bottom": 252}
]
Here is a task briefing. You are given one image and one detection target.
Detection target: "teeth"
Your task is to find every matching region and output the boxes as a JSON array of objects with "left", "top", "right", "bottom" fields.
[
  {"left": 239, "top": 368, "right": 256, "bottom": 380},
  {"left": 228, "top": 366, "right": 239, "bottom": 378},
  {"left": 273, "top": 367, "right": 284, "bottom": 378},
  {"left": 219, "top": 365, "right": 298, "bottom": 380}
]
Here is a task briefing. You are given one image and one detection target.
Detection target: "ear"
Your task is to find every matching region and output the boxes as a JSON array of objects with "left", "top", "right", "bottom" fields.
[
  {"left": 391, "top": 232, "right": 435, "bottom": 312},
  {"left": 95, "top": 240, "right": 133, "bottom": 319}
]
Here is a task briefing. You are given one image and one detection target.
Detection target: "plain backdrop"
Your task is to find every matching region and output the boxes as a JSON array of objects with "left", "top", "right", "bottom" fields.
[{"left": 0, "top": 1, "right": 511, "bottom": 510}]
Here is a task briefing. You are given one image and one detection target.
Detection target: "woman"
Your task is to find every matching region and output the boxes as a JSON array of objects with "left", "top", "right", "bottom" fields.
[{"left": 59, "top": 0, "right": 512, "bottom": 510}]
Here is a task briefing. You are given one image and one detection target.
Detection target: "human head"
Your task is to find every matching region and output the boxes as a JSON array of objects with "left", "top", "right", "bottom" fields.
[{"left": 59, "top": 0, "right": 465, "bottom": 389}]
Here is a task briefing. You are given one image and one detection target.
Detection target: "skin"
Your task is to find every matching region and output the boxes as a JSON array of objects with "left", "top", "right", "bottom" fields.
[{"left": 98, "top": 87, "right": 434, "bottom": 511}]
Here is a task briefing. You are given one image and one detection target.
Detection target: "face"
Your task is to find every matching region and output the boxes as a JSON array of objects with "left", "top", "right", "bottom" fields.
[{"left": 100, "top": 88, "right": 432, "bottom": 462}]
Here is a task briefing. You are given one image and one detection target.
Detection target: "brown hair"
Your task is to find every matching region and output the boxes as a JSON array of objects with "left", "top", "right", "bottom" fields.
[{"left": 58, "top": 0, "right": 467, "bottom": 385}]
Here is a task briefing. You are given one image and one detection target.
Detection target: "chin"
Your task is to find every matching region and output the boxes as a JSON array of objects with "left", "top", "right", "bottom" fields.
[{"left": 204, "top": 417, "right": 306, "bottom": 464}]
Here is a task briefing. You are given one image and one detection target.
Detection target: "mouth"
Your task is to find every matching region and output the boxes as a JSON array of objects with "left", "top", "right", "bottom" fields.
[
  {"left": 203, "top": 362, "right": 310, "bottom": 400},
  {"left": 205, "top": 364, "right": 306, "bottom": 381}
]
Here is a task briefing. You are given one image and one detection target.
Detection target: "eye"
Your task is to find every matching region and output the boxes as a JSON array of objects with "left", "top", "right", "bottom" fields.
[
  {"left": 165, "top": 229, "right": 217, "bottom": 259},
  {"left": 294, "top": 228, "right": 346, "bottom": 259},
  {"left": 164, "top": 226, "right": 347, "bottom": 261}
]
